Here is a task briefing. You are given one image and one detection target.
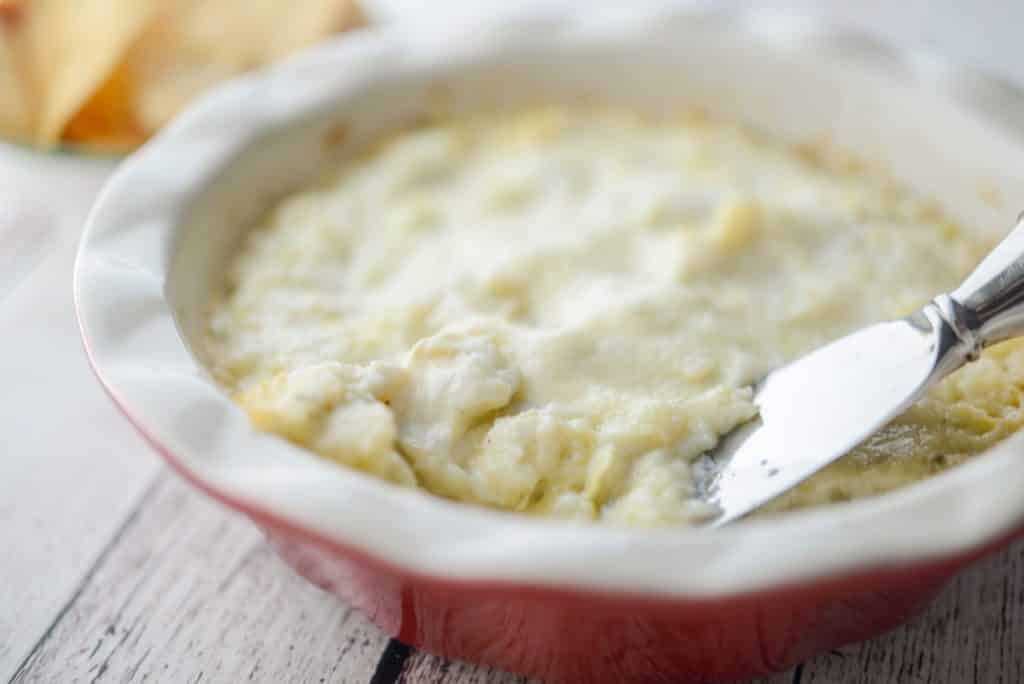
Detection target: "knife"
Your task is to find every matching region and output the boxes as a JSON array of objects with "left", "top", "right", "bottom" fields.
[{"left": 705, "top": 213, "right": 1024, "bottom": 526}]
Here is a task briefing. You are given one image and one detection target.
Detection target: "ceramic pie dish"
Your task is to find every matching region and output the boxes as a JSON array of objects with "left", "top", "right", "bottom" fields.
[{"left": 75, "top": 7, "right": 1024, "bottom": 683}]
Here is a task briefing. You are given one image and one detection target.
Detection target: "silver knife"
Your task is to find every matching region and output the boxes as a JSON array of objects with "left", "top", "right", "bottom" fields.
[{"left": 705, "top": 213, "right": 1024, "bottom": 526}]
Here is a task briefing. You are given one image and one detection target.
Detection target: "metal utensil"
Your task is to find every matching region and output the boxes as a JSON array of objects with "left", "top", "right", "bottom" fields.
[{"left": 705, "top": 213, "right": 1024, "bottom": 526}]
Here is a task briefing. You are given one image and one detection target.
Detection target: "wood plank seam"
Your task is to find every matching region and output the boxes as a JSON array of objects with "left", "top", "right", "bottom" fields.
[
  {"left": 371, "top": 640, "right": 412, "bottom": 684},
  {"left": 8, "top": 473, "right": 162, "bottom": 684}
]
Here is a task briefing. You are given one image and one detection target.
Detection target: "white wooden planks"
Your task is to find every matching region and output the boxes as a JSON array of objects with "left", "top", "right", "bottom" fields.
[
  {"left": 398, "top": 651, "right": 534, "bottom": 684},
  {"left": 12, "top": 473, "right": 390, "bottom": 684},
  {"left": 0, "top": 151, "right": 164, "bottom": 681},
  {"left": 796, "top": 538, "right": 1024, "bottom": 684}
]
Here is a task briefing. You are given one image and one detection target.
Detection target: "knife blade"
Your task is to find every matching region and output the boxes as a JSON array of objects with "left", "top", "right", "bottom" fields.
[{"left": 705, "top": 213, "right": 1024, "bottom": 526}]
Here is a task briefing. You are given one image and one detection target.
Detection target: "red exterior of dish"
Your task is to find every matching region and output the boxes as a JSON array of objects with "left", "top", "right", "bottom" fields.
[
  {"left": 264, "top": 523, "right": 1005, "bottom": 684},
  {"left": 86, "top": 338, "right": 1024, "bottom": 683},
  {"left": 163, "top": 437, "right": 1023, "bottom": 684}
]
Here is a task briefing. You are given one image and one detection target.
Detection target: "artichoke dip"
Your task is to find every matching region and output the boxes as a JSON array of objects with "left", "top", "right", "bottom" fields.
[{"left": 206, "top": 106, "right": 1024, "bottom": 526}]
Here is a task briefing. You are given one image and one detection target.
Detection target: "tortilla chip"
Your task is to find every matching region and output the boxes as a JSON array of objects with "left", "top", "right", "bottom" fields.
[
  {"left": 63, "top": 0, "right": 364, "bottom": 146},
  {"left": 1, "top": 0, "right": 364, "bottom": 149},
  {"left": 23, "top": 0, "right": 161, "bottom": 144},
  {"left": 0, "top": 0, "right": 160, "bottom": 145},
  {"left": 61, "top": 60, "right": 146, "bottom": 149},
  {"left": 0, "top": 12, "right": 34, "bottom": 140}
]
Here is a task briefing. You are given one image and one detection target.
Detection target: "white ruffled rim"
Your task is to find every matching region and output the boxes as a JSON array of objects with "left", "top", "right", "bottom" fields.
[{"left": 75, "top": 5, "right": 1024, "bottom": 600}]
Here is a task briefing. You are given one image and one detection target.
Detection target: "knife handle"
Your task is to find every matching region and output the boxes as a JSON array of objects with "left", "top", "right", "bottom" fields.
[{"left": 950, "top": 213, "right": 1024, "bottom": 349}]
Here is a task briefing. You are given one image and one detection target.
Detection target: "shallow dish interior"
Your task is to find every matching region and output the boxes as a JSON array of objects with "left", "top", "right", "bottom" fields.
[
  {"left": 79, "top": 8, "right": 1024, "bottom": 598},
  {"left": 170, "top": 16, "right": 1024, "bottom": 355}
]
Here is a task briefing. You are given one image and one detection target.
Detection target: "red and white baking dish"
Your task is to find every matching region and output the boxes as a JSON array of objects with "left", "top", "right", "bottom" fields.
[{"left": 75, "top": 7, "right": 1024, "bottom": 683}]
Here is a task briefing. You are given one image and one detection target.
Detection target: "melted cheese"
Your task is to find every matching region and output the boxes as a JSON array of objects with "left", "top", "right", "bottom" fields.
[{"left": 206, "top": 106, "right": 1018, "bottom": 526}]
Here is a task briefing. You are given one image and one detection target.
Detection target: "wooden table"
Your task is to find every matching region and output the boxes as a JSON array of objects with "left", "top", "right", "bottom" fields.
[{"left": 6, "top": 464, "right": 1024, "bottom": 684}]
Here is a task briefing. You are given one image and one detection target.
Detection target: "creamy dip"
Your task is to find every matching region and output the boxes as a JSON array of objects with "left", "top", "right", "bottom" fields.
[{"left": 206, "top": 106, "right": 1024, "bottom": 526}]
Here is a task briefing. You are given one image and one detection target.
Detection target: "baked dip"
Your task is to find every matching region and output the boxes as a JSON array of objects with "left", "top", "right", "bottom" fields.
[{"left": 206, "top": 106, "right": 1024, "bottom": 526}]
